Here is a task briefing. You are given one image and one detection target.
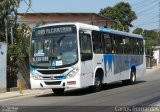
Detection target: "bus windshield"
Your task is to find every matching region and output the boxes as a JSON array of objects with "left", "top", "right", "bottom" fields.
[{"left": 30, "top": 25, "right": 78, "bottom": 68}]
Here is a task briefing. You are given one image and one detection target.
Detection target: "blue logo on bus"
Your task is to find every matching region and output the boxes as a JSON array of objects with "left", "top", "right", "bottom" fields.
[{"left": 52, "top": 60, "right": 56, "bottom": 66}]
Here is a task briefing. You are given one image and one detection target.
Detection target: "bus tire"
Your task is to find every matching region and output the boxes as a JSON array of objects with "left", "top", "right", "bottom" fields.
[
  {"left": 52, "top": 88, "right": 64, "bottom": 95},
  {"left": 129, "top": 70, "right": 136, "bottom": 84},
  {"left": 122, "top": 70, "right": 136, "bottom": 85},
  {"left": 92, "top": 76, "right": 102, "bottom": 92}
]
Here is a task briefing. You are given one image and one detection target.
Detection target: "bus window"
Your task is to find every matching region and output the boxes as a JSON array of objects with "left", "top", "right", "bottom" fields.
[
  {"left": 130, "top": 38, "right": 137, "bottom": 55},
  {"left": 80, "top": 31, "right": 92, "bottom": 61},
  {"left": 139, "top": 39, "right": 144, "bottom": 55},
  {"left": 92, "top": 31, "right": 103, "bottom": 54},
  {"left": 133, "top": 39, "right": 140, "bottom": 55},
  {"left": 124, "top": 37, "right": 132, "bottom": 54},
  {"left": 103, "top": 33, "right": 112, "bottom": 54},
  {"left": 113, "top": 34, "right": 123, "bottom": 54}
]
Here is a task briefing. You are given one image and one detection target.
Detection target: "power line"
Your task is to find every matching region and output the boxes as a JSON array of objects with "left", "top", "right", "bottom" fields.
[
  {"left": 131, "top": 0, "right": 146, "bottom": 6},
  {"left": 137, "top": 14, "right": 159, "bottom": 22},
  {"left": 23, "top": 0, "right": 46, "bottom": 24},
  {"left": 138, "top": 11, "right": 158, "bottom": 17},
  {"left": 134, "top": 21, "right": 159, "bottom": 27},
  {"left": 132, "top": 0, "right": 158, "bottom": 10},
  {"left": 136, "top": 2, "right": 158, "bottom": 14},
  {"left": 133, "top": 13, "right": 159, "bottom": 27}
]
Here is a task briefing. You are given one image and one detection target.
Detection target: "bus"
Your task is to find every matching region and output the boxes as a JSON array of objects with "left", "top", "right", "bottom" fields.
[{"left": 30, "top": 22, "right": 146, "bottom": 94}]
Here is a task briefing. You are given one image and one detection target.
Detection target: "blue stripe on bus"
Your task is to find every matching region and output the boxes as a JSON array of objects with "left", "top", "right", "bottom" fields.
[
  {"left": 114, "top": 55, "right": 143, "bottom": 74},
  {"left": 99, "top": 27, "right": 111, "bottom": 33},
  {"left": 103, "top": 54, "right": 143, "bottom": 75},
  {"left": 103, "top": 54, "right": 113, "bottom": 76},
  {"left": 32, "top": 25, "right": 40, "bottom": 30},
  {"left": 54, "top": 77, "right": 66, "bottom": 80},
  {"left": 30, "top": 66, "right": 36, "bottom": 72}
]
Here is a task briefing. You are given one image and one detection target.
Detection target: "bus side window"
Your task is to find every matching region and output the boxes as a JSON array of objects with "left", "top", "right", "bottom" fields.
[
  {"left": 139, "top": 39, "right": 144, "bottom": 55},
  {"left": 103, "top": 33, "right": 112, "bottom": 54},
  {"left": 124, "top": 37, "right": 131, "bottom": 54},
  {"left": 133, "top": 39, "right": 139, "bottom": 55},
  {"left": 92, "top": 31, "right": 103, "bottom": 54},
  {"left": 79, "top": 31, "right": 92, "bottom": 61},
  {"left": 113, "top": 34, "right": 123, "bottom": 54}
]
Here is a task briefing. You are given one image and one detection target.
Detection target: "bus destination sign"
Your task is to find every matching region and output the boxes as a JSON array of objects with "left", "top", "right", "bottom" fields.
[{"left": 33, "top": 25, "right": 76, "bottom": 36}]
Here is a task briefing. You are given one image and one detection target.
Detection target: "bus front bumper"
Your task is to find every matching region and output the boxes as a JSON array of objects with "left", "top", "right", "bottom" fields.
[{"left": 30, "top": 78, "right": 80, "bottom": 89}]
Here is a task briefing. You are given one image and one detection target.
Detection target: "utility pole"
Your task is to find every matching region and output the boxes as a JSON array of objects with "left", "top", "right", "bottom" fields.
[
  {"left": 4, "top": 19, "right": 8, "bottom": 44},
  {"left": 11, "top": 27, "right": 14, "bottom": 44},
  {"left": 159, "top": 2, "right": 160, "bottom": 29},
  {"left": 158, "top": 1, "right": 160, "bottom": 64}
]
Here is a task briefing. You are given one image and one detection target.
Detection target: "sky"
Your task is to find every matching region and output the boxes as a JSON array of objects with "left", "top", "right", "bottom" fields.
[{"left": 18, "top": 0, "right": 160, "bottom": 31}]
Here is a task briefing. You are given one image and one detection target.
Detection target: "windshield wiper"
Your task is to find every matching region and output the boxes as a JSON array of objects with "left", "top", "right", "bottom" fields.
[{"left": 57, "top": 35, "right": 66, "bottom": 44}]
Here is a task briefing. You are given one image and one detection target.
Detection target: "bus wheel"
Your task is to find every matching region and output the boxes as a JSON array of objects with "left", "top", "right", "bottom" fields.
[
  {"left": 92, "top": 76, "right": 102, "bottom": 92},
  {"left": 52, "top": 88, "right": 64, "bottom": 95},
  {"left": 122, "top": 71, "right": 136, "bottom": 85},
  {"left": 130, "top": 71, "right": 136, "bottom": 84}
]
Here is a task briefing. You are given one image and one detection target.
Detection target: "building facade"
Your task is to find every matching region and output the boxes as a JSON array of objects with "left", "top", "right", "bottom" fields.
[{"left": 18, "top": 13, "right": 114, "bottom": 28}]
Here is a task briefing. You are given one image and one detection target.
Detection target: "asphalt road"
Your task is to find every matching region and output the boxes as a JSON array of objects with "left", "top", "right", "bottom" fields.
[{"left": 0, "top": 68, "right": 160, "bottom": 112}]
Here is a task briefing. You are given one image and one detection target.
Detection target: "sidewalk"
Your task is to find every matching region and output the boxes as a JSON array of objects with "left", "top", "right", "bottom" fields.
[
  {"left": 146, "top": 64, "right": 160, "bottom": 74},
  {"left": 0, "top": 89, "right": 52, "bottom": 100}
]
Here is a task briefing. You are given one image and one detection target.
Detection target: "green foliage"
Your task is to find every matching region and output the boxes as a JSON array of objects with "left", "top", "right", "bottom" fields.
[
  {"left": 99, "top": 2, "right": 137, "bottom": 32},
  {"left": 132, "top": 27, "right": 143, "bottom": 34},
  {"left": 0, "top": 0, "right": 20, "bottom": 20},
  {"left": 133, "top": 28, "right": 160, "bottom": 54},
  {"left": 0, "top": 0, "right": 32, "bottom": 58},
  {"left": 8, "top": 23, "right": 31, "bottom": 60},
  {"left": 143, "top": 30, "right": 159, "bottom": 48},
  {"left": 0, "top": 0, "right": 32, "bottom": 88},
  {"left": 0, "top": 0, "right": 20, "bottom": 41}
]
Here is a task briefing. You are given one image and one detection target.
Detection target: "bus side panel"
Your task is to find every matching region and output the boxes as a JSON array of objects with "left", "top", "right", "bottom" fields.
[
  {"left": 80, "top": 59, "right": 94, "bottom": 88},
  {"left": 93, "top": 54, "right": 114, "bottom": 84},
  {"left": 93, "top": 54, "right": 145, "bottom": 84},
  {"left": 136, "top": 54, "right": 146, "bottom": 78},
  {"left": 113, "top": 55, "right": 145, "bottom": 81}
]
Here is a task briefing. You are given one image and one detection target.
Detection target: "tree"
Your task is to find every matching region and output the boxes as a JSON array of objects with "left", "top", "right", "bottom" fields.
[
  {"left": 0, "top": 0, "right": 31, "bottom": 88},
  {"left": 132, "top": 27, "right": 143, "bottom": 35},
  {"left": 0, "top": 0, "right": 20, "bottom": 41},
  {"left": 133, "top": 28, "right": 160, "bottom": 56},
  {"left": 0, "top": 0, "right": 31, "bottom": 41},
  {"left": 99, "top": 2, "right": 137, "bottom": 32}
]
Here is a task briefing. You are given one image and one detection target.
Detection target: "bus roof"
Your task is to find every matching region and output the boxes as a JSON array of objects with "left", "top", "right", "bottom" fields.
[
  {"left": 34, "top": 22, "right": 143, "bottom": 39},
  {"left": 99, "top": 27, "right": 143, "bottom": 39}
]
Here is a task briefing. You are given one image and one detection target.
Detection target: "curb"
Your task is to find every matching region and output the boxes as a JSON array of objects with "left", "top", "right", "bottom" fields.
[
  {"left": 0, "top": 95, "right": 21, "bottom": 100},
  {"left": 0, "top": 89, "right": 51, "bottom": 100}
]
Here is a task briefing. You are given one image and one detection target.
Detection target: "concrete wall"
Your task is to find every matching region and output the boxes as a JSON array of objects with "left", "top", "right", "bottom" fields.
[
  {"left": 153, "top": 49, "right": 160, "bottom": 65},
  {"left": 0, "top": 42, "right": 7, "bottom": 93}
]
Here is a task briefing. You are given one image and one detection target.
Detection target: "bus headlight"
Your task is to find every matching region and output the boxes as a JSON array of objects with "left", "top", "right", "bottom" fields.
[
  {"left": 30, "top": 72, "right": 41, "bottom": 80},
  {"left": 67, "top": 67, "right": 79, "bottom": 78}
]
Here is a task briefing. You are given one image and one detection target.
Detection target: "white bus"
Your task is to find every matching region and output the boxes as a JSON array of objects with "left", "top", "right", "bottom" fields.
[{"left": 30, "top": 22, "right": 146, "bottom": 94}]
